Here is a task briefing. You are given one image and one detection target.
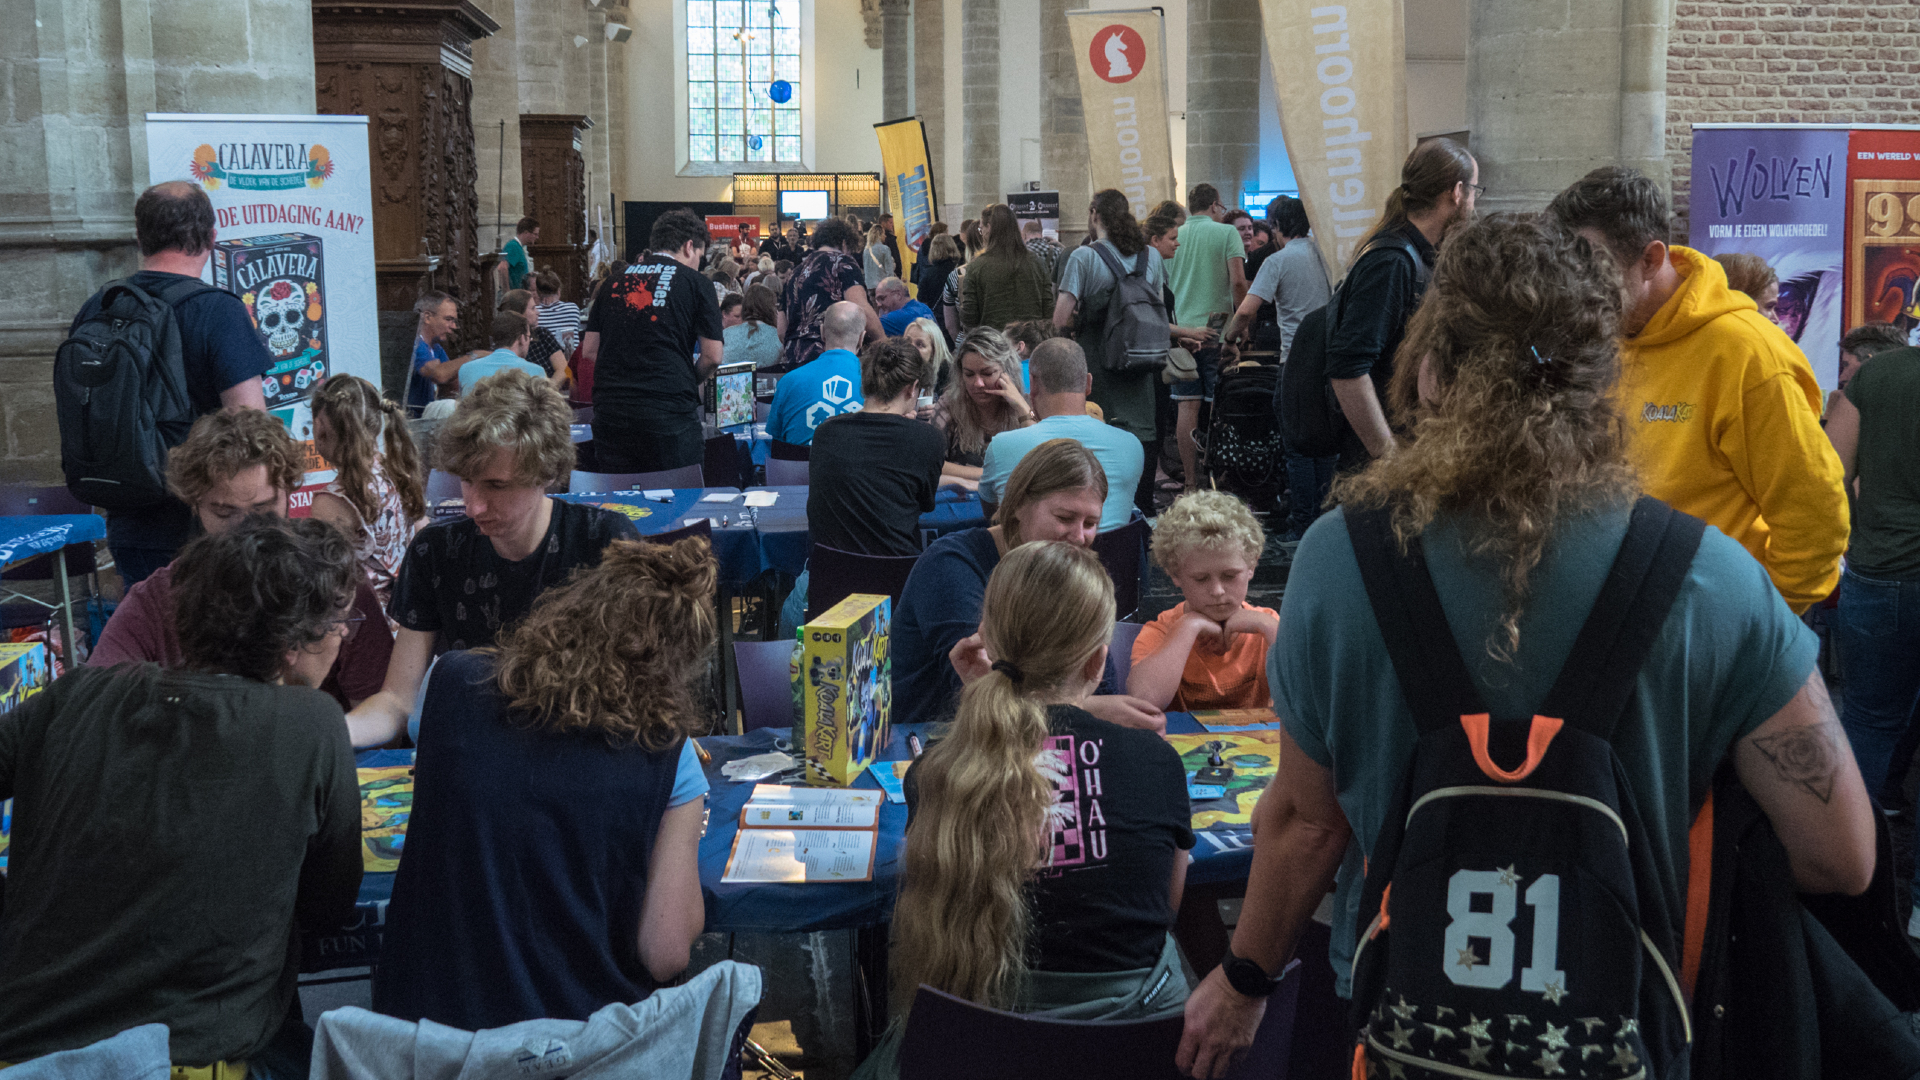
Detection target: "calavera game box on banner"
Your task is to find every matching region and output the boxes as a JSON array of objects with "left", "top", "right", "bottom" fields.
[
  {"left": 794, "top": 594, "right": 892, "bottom": 787},
  {"left": 213, "top": 232, "right": 328, "bottom": 407}
]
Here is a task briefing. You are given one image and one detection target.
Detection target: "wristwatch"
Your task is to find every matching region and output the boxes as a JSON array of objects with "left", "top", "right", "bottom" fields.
[{"left": 1221, "top": 948, "right": 1285, "bottom": 998}]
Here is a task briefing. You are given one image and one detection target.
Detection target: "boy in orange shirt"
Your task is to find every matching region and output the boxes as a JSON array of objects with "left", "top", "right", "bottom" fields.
[{"left": 1129, "top": 490, "right": 1278, "bottom": 710}]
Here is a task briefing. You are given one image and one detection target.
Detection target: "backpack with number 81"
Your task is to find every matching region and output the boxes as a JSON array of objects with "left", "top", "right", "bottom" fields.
[{"left": 1344, "top": 498, "right": 1703, "bottom": 1079}]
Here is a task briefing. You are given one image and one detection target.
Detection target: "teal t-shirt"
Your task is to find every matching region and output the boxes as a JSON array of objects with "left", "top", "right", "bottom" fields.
[
  {"left": 458, "top": 349, "right": 548, "bottom": 395},
  {"left": 1272, "top": 502, "right": 1818, "bottom": 995},
  {"left": 978, "top": 413, "right": 1144, "bottom": 531},
  {"left": 1164, "top": 217, "right": 1246, "bottom": 329},
  {"left": 504, "top": 238, "right": 530, "bottom": 289}
]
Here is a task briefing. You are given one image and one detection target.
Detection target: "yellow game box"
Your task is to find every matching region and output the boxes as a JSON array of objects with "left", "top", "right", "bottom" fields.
[{"left": 794, "top": 593, "right": 891, "bottom": 786}]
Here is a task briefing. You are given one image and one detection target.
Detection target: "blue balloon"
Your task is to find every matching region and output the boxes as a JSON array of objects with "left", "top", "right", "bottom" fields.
[
  {"left": 749, "top": 135, "right": 764, "bottom": 151},
  {"left": 768, "top": 80, "right": 792, "bottom": 104}
]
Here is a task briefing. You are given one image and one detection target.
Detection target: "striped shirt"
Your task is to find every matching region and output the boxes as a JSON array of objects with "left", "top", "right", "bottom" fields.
[{"left": 537, "top": 300, "right": 582, "bottom": 350}]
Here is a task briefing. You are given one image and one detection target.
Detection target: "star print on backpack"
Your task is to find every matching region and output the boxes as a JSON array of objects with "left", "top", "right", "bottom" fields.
[{"left": 1344, "top": 496, "right": 1705, "bottom": 1079}]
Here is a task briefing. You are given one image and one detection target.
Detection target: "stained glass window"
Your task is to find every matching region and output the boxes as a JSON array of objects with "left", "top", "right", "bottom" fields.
[{"left": 687, "top": 0, "right": 801, "bottom": 164}]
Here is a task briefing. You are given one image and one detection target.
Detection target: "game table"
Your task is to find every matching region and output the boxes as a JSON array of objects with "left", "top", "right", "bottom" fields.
[{"left": 0, "top": 513, "right": 105, "bottom": 669}]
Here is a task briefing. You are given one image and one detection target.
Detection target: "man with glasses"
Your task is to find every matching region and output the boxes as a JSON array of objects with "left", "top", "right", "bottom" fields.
[
  {"left": 1164, "top": 183, "right": 1249, "bottom": 493},
  {"left": 0, "top": 514, "right": 365, "bottom": 1079},
  {"left": 91, "top": 407, "right": 395, "bottom": 711}
]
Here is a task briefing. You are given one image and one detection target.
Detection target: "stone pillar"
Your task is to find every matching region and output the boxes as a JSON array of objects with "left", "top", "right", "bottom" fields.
[
  {"left": 882, "top": 0, "right": 912, "bottom": 121},
  {"left": 1467, "top": 0, "right": 1671, "bottom": 216},
  {"left": 586, "top": 5, "right": 612, "bottom": 245},
  {"left": 1039, "top": 0, "right": 1089, "bottom": 248},
  {"left": 1, "top": 0, "right": 317, "bottom": 483},
  {"left": 606, "top": 0, "right": 633, "bottom": 220},
  {"left": 469, "top": 0, "right": 523, "bottom": 257},
  {"left": 914, "top": 0, "right": 946, "bottom": 208},
  {"left": 1185, "top": 0, "right": 1262, "bottom": 207},
  {"left": 313, "top": 0, "right": 498, "bottom": 396},
  {"left": 961, "top": 0, "right": 1000, "bottom": 220},
  {"left": 520, "top": 114, "right": 593, "bottom": 304}
]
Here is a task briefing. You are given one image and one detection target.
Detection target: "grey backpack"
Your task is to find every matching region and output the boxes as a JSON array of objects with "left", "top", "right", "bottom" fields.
[{"left": 1088, "top": 243, "right": 1171, "bottom": 374}]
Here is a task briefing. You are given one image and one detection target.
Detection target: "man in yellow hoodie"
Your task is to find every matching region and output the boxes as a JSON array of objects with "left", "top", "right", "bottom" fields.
[{"left": 1548, "top": 167, "right": 1848, "bottom": 613}]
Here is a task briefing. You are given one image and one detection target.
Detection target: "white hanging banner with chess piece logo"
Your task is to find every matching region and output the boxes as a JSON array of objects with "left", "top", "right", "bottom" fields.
[
  {"left": 144, "top": 113, "right": 377, "bottom": 483},
  {"left": 1067, "top": 9, "right": 1178, "bottom": 220}
]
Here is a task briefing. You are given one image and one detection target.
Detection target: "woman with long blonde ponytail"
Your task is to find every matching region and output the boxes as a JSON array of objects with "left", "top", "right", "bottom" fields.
[
  {"left": 310, "top": 374, "right": 429, "bottom": 627},
  {"left": 853, "top": 542, "right": 1195, "bottom": 1079}
]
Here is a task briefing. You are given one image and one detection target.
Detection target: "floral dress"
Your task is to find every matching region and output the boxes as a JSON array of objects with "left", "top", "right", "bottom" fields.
[{"left": 326, "top": 458, "right": 419, "bottom": 631}]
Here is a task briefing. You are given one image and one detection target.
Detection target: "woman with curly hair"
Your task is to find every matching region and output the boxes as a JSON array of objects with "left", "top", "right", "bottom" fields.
[
  {"left": 310, "top": 374, "right": 428, "bottom": 626},
  {"left": 374, "top": 536, "right": 715, "bottom": 1027},
  {"left": 929, "top": 326, "right": 1032, "bottom": 482},
  {"left": 1054, "top": 189, "right": 1167, "bottom": 515},
  {"left": 1177, "top": 214, "right": 1873, "bottom": 1077},
  {"left": 852, "top": 541, "right": 1194, "bottom": 1080}
]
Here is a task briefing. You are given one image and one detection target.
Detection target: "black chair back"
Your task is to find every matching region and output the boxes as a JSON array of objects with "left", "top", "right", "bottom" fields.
[
  {"left": 732, "top": 640, "right": 797, "bottom": 732},
  {"left": 643, "top": 518, "right": 714, "bottom": 548},
  {"left": 1091, "top": 518, "right": 1150, "bottom": 621},
  {"left": 705, "top": 433, "right": 747, "bottom": 490},
  {"left": 897, "top": 986, "right": 1188, "bottom": 1080},
  {"left": 805, "top": 544, "right": 920, "bottom": 624}
]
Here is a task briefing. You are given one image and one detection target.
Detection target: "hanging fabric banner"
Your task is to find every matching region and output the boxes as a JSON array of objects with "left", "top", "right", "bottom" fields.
[
  {"left": 875, "top": 118, "right": 938, "bottom": 289},
  {"left": 1258, "top": 0, "right": 1407, "bottom": 276},
  {"left": 1067, "top": 8, "right": 1177, "bottom": 219}
]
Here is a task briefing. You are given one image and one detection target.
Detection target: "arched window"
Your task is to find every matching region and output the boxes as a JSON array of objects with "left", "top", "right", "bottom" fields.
[{"left": 685, "top": 0, "right": 802, "bottom": 165}]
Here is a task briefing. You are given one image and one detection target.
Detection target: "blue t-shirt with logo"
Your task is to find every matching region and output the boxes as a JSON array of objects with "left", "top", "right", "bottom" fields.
[{"left": 766, "top": 348, "right": 865, "bottom": 446}]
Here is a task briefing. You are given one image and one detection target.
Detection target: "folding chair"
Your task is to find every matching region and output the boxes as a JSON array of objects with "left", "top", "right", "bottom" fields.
[
  {"left": 1091, "top": 517, "right": 1151, "bottom": 622},
  {"left": 569, "top": 465, "right": 704, "bottom": 493},
  {"left": 764, "top": 457, "right": 810, "bottom": 486},
  {"left": 804, "top": 544, "right": 921, "bottom": 624},
  {"left": 732, "top": 640, "right": 797, "bottom": 732},
  {"left": 1108, "top": 621, "right": 1144, "bottom": 692},
  {"left": 897, "top": 986, "right": 1188, "bottom": 1080}
]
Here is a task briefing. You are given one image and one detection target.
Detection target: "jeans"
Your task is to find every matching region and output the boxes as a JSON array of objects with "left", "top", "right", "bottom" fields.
[
  {"left": 1835, "top": 568, "right": 1920, "bottom": 797},
  {"left": 1284, "top": 448, "right": 1336, "bottom": 538}
]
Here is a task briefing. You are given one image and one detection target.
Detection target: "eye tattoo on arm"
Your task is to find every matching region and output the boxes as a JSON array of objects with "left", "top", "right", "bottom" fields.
[{"left": 1749, "top": 722, "right": 1842, "bottom": 804}]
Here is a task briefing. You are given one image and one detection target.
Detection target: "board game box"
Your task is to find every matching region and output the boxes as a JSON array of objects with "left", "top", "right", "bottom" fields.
[
  {"left": 794, "top": 594, "right": 891, "bottom": 786},
  {"left": 0, "top": 642, "right": 53, "bottom": 872},
  {"left": 358, "top": 766, "right": 412, "bottom": 872},
  {"left": 212, "top": 232, "right": 329, "bottom": 409}
]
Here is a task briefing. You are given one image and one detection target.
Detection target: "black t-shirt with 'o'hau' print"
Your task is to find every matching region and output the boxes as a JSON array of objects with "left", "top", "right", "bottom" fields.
[{"left": 906, "top": 703, "right": 1195, "bottom": 973}]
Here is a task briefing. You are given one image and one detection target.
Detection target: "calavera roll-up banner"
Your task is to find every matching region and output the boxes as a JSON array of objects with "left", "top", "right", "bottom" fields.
[
  {"left": 1258, "top": 0, "right": 1407, "bottom": 278},
  {"left": 1687, "top": 125, "right": 1849, "bottom": 391},
  {"left": 144, "top": 113, "right": 377, "bottom": 489}
]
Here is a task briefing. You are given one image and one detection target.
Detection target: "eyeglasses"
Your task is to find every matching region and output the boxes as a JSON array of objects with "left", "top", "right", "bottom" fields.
[
  {"left": 330, "top": 613, "right": 367, "bottom": 642},
  {"left": 1467, "top": 183, "right": 1487, "bottom": 197}
]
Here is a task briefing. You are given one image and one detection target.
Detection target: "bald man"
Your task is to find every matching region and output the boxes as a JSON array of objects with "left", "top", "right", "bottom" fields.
[{"left": 766, "top": 300, "right": 868, "bottom": 456}]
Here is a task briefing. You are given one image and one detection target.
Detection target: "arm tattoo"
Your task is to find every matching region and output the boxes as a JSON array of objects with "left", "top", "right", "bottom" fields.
[{"left": 1749, "top": 722, "right": 1842, "bottom": 804}]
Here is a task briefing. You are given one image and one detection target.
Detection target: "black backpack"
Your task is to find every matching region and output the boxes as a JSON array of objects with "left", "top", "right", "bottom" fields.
[
  {"left": 54, "top": 276, "right": 211, "bottom": 511},
  {"left": 1088, "top": 243, "right": 1172, "bottom": 373},
  {"left": 1276, "top": 238, "right": 1428, "bottom": 457},
  {"left": 1200, "top": 358, "right": 1284, "bottom": 507},
  {"left": 1345, "top": 496, "right": 1705, "bottom": 1080}
]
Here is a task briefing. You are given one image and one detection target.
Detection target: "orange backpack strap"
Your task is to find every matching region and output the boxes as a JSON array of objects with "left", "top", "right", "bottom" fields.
[
  {"left": 1681, "top": 788, "right": 1715, "bottom": 1001},
  {"left": 1461, "top": 713, "right": 1564, "bottom": 783}
]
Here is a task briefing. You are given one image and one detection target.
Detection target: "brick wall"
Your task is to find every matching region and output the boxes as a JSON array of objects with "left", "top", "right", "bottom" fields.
[{"left": 1665, "top": 2, "right": 1920, "bottom": 240}]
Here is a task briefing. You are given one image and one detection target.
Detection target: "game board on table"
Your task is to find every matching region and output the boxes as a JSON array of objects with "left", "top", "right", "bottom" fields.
[
  {"left": 359, "top": 766, "right": 412, "bottom": 872},
  {"left": 1165, "top": 730, "right": 1280, "bottom": 830}
]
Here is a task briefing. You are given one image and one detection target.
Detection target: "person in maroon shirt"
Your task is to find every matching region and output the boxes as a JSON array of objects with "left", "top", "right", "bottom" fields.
[{"left": 90, "top": 408, "right": 394, "bottom": 709}]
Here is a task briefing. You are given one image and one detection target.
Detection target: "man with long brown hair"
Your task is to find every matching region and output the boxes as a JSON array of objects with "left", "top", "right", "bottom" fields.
[
  {"left": 1325, "top": 138, "right": 1478, "bottom": 469},
  {"left": 1177, "top": 214, "right": 1873, "bottom": 1078}
]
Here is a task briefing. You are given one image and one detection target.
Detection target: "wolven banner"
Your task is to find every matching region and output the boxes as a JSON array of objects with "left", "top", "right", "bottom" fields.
[
  {"left": 876, "top": 118, "right": 939, "bottom": 288},
  {"left": 1066, "top": 8, "right": 1177, "bottom": 219},
  {"left": 1258, "top": 0, "right": 1407, "bottom": 276}
]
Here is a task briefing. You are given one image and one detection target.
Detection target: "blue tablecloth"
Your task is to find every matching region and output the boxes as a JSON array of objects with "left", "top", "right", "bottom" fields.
[
  {"left": 304, "top": 713, "right": 1258, "bottom": 971},
  {"left": 0, "top": 514, "right": 105, "bottom": 571},
  {"left": 552, "top": 488, "right": 763, "bottom": 589}
]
